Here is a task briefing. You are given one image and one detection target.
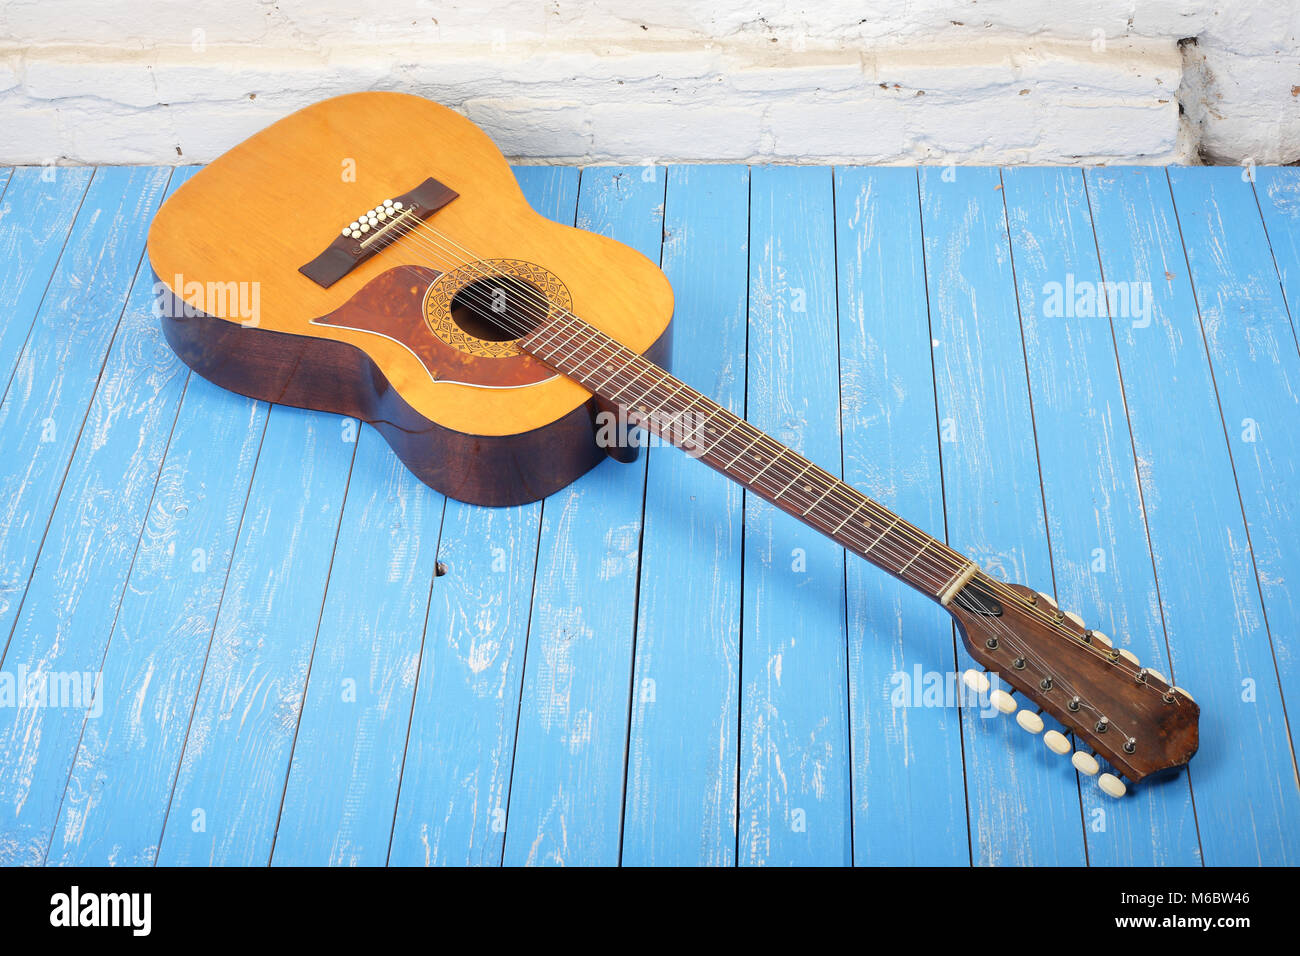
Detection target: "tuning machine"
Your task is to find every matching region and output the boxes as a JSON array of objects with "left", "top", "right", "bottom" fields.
[{"left": 962, "top": 668, "right": 1016, "bottom": 715}]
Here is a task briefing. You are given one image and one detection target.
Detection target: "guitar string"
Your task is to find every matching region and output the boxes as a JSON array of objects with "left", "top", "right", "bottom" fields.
[
  {"left": 363, "top": 210, "right": 1173, "bottom": 725},
  {"left": 346, "top": 219, "right": 1158, "bottom": 748},
  {"left": 368, "top": 210, "right": 1166, "bottom": 692}
]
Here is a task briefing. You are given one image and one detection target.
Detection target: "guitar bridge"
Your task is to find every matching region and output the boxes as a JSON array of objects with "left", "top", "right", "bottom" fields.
[{"left": 298, "top": 177, "right": 459, "bottom": 288}]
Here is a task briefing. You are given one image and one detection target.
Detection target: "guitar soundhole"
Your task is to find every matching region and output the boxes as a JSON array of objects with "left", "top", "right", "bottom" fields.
[
  {"left": 424, "top": 258, "right": 572, "bottom": 360},
  {"left": 449, "top": 276, "right": 545, "bottom": 342}
]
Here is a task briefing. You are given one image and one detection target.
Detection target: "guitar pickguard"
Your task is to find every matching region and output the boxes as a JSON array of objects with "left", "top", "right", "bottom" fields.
[{"left": 310, "top": 265, "right": 558, "bottom": 389}]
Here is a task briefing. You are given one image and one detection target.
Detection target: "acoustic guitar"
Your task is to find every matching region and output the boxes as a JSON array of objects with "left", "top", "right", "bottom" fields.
[{"left": 147, "top": 91, "right": 1198, "bottom": 800}]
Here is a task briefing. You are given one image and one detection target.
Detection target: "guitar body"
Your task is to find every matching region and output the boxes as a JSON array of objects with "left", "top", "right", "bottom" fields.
[{"left": 147, "top": 91, "right": 673, "bottom": 505}]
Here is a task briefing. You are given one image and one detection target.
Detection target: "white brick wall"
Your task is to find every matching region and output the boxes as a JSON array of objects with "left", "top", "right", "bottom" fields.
[{"left": 0, "top": 1, "right": 1294, "bottom": 165}]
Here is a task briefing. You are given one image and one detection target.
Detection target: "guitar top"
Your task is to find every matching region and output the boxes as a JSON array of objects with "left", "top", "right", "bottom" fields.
[{"left": 148, "top": 91, "right": 1199, "bottom": 800}]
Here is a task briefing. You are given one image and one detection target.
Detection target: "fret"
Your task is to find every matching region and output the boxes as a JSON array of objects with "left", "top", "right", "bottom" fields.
[
  {"left": 802, "top": 479, "right": 836, "bottom": 515},
  {"left": 896, "top": 538, "right": 931, "bottom": 574},
  {"left": 700, "top": 414, "right": 742, "bottom": 457},
  {"left": 520, "top": 317, "right": 568, "bottom": 355},
  {"left": 747, "top": 446, "right": 790, "bottom": 485},
  {"left": 862, "top": 516, "right": 900, "bottom": 555},
  {"left": 772, "top": 460, "right": 813, "bottom": 500},
  {"left": 723, "top": 433, "right": 761, "bottom": 470},
  {"left": 537, "top": 323, "right": 614, "bottom": 379},
  {"left": 537, "top": 321, "right": 596, "bottom": 368},
  {"left": 831, "top": 500, "right": 868, "bottom": 535},
  {"left": 641, "top": 378, "right": 687, "bottom": 423},
  {"left": 593, "top": 354, "right": 641, "bottom": 396}
]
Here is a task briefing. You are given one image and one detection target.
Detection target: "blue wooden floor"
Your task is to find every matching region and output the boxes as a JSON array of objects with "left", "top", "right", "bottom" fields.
[{"left": 0, "top": 163, "right": 1297, "bottom": 867}]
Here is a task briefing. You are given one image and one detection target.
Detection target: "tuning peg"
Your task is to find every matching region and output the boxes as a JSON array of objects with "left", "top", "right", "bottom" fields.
[
  {"left": 1071, "top": 751, "right": 1100, "bottom": 775},
  {"left": 1171, "top": 686, "right": 1195, "bottom": 702},
  {"left": 1088, "top": 630, "right": 1113, "bottom": 648},
  {"left": 1015, "top": 709, "right": 1044, "bottom": 734},
  {"left": 1035, "top": 591, "right": 1056, "bottom": 609},
  {"left": 1063, "top": 611, "right": 1085, "bottom": 628},
  {"left": 1043, "top": 730, "right": 1071, "bottom": 755},
  {"left": 1040, "top": 733, "right": 1071, "bottom": 754},
  {"left": 989, "top": 689, "right": 1016, "bottom": 714},
  {"left": 1098, "top": 773, "right": 1127, "bottom": 798},
  {"left": 1118, "top": 648, "right": 1140, "bottom": 665},
  {"left": 962, "top": 669, "right": 990, "bottom": 694},
  {"left": 1145, "top": 668, "right": 1169, "bottom": 685}
]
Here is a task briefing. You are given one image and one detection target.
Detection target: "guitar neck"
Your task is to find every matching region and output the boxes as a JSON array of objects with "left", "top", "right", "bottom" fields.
[{"left": 520, "top": 317, "right": 978, "bottom": 604}]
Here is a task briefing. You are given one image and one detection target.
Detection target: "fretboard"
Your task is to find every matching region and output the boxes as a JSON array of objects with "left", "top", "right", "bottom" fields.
[{"left": 519, "top": 318, "right": 977, "bottom": 602}]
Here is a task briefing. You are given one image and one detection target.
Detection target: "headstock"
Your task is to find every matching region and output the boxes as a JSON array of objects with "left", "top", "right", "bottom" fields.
[{"left": 946, "top": 575, "right": 1199, "bottom": 798}]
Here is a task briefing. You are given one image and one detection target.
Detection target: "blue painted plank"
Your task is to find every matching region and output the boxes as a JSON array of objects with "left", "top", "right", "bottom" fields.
[
  {"left": 1002, "top": 166, "right": 1200, "bottom": 864},
  {"left": 0, "top": 168, "right": 167, "bottom": 659},
  {"left": 0, "top": 166, "right": 177, "bottom": 864},
  {"left": 389, "top": 166, "right": 578, "bottom": 866},
  {"left": 738, "top": 166, "right": 850, "bottom": 866},
  {"left": 0, "top": 168, "right": 93, "bottom": 401},
  {"left": 1253, "top": 166, "right": 1300, "bottom": 347},
  {"left": 48, "top": 376, "right": 268, "bottom": 865},
  {"left": 1173, "top": 168, "right": 1300, "bottom": 708},
  {"left": 620, "top": 164, "right": 748, "bottom": 866},
  {"left": 1086, "top": 166, "right": 1300, "bottom": 865},
  {"left": 270, "top": 424, "right": 445, "bottom": 865},
  {"left": 501, "top": 166, "right": 664, "bottom": 866},
  {"left": 1168, "top": 166, "right": 1300, "bottom": 809},
  {"left": 155, "top": 404, "right": 357, "bottom": 865},
  {"left": 919, "top": 166, "right": 1087, "bottom": 866},
  {"left": 834, "top": 166, "right": 969, "bottom": 865}
]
